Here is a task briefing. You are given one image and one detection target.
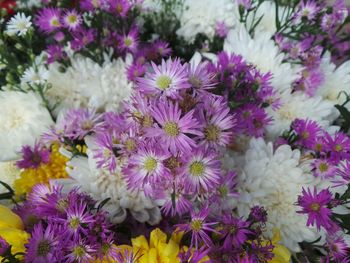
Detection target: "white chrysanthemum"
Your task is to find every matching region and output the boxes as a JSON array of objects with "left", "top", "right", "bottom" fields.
[
  {"left": 316, "top": 52, "right": 350, "bottom": 107},
  {"left": 16, "top": 0, "right": 42, "bottom": 8},
  {"left": 21, "top": 66, "right": 49, "bottom": 85},
  {"left": 229, "top": 138, "right": 321, "bottom": 252},
  {"left": 224, "top": 25, "right": 301, "bottom": 93},
  {"left": 57, "top": 139, "right": 162, "bottom": 225},
  {"left": 176, "top": 0, "right": 239, "bottom": 43},
  {"left": 0, "top": 91, "right": 53, "bottom": 161},
  {"left": 0, "top": 161, "right": 20, "bottom": 193},
  {"left": 266, "top": 91, "right": 337, "bottom": 138},
  {"left": 6, "top": 12, "right": 32, "bottom": 36},
  {"left": 47, "top": 54, "right": 133, "bottom": 114}
]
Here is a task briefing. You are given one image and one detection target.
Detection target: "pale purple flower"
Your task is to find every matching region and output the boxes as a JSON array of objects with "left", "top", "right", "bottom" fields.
[{"left": 35, "top": 8, "right": 61, "bottom": 33}]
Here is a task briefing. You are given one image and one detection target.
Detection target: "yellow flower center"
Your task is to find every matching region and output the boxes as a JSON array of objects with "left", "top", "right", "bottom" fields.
[
  {"left": 69, "top": 217, "right": 81, "bottom": 229},
  {"left": 334, "top": 144, "right": 343, "bottom": 152},
  {"left": 163, "top": 122, "right": 179, "bottom": 137},
  {"left": 301, "top": 131, "right": 309, "bottom": 139},
  {"left": 73, "top": 246, "right": 86, "bottom": 257},
  {"left": 191, "top": 219, "right": 203, "bottom": 232},
  {"left": 124, "top": 37, "right": 133, "bottom": 47},
  {"left": 56, "top": 199, "right": 69, "bottom": 213},
  {"left": 218, "top": 186, "right": 228, "bottom": 197},
  {"left": 156, "top": 75, "right": 172, "bottom": 90},
  {"left": 189, "top": 161, "right": 205, "bottom": 177},
  {"left": 318, "top": 162, "right": 329, "bottom": 173},
  {"left": 204, "top": 124, "right": 220, "bottom": 142},
  {"left": 37, "top": 240, "right": 51, "bottom": 256},
  {"left": 67, "top": 14, "right": 77, "bottom": 24},
  {"left": 310, "top": 203, "right": 320, "bottom": 212},
  {"left": 189, "top": 76, "right": 202, "bottom": 88},
  {"left": 143, "top": 157, "right": 157, "bottom": 173},
  {"left": 50, "top": 18, "right": 60, "bottom": 27},
  {"left": 125, "top": 138, "right": 136, "bottom": 152}
]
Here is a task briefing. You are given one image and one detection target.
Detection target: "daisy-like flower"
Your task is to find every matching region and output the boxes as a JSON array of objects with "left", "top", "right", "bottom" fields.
[
  {"left": 6, "top": 12, "right": 32, "bottom": 36},
  {"left": 137, "top": 58, "right": 190, "bottom": 99},
  {"left": 146, "top": 101, "right": 201, "bottom": 154},
  {"left": 46, "top": 44, "right": 66, "bottom": 64},
  {"left": 25, "top": 223, "right": 61, "bottom": 262},
  {"left": 117, "top": 27, "right": 139, "bottom": 54},
  {"left": 176, "top": 206, "right": 217, "bottom": 249},
  {"left": 187, "top": 58, "right": 216, "bottom": 93},
  {"left": 198, "top": 97, "right": 235, "bottom": 148},
  {"left": 292, "top": 119, "right": 322, "bottom": 149},
  {"left": 326, "top": 235, "right": 349, "bottom": 261},
  {"left": 220, "top": 214, "right": 252, "bottom": 249},
  {"left": 324, "top": 132, "right": 350, "bottom": 162},
  {"left": 92, "top": 133, "right": 117, "bottom": 173},
  {"left": 297, "top": 187, "right": 335, "bottom": 232},
  {"left": 65, "top": 202, "right": 94, "bottom": 237},
  {"left": 61, "top": 9, "right": 82, "bottom": 31},
  {"left": 65, "top": 238, "right": 96, "bottom": 263},
  {"left": 123, "top": 144, "right": 171, "bottom": 189},
  {"left": 311, "top": 159, "right": 337, "bottom": 179},
  {"left": 21, "top": 66, "right": 49, "bottom": 86},
  {"left": 182, "top": 147, "right": 221, "bottom": 193},
  {"left": 35, "top": 8, "right": 61, "bottom": 33},
  {"left": 16, "top": 142, "right": 50, "bottom": 169},
  {"left": 70, "top": 28, "right": 96, "bottom": 51},
  {"left": 294, "top": 0, "right": 319, "bottom": 23}
]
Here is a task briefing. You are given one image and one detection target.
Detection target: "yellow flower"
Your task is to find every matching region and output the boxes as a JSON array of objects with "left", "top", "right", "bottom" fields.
[
  {"left": 0, "top": 205, "right": 29, "bottom": 260},
  {"left": 268, "top": 229, "right": 291, "bottom": 263},
  {"left": 14, "top": 144, "right": 68, "bottom": 198}
]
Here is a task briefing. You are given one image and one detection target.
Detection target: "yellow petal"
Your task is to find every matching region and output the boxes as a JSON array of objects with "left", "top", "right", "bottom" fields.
[
  {"left": 132, "top": 235, "right": 150, "bottom": 251},
  {"left": 150, "top": 228, "right": 167, "bottom": 249},
  {"left": 170, "top": 229, "right": 184, "bottom": 244},
  {"left": 0, "top": 227, "right": 29, "bottom": 255},
  {"left": 0, "top": 205, "right": 24, "bottom": 230}
]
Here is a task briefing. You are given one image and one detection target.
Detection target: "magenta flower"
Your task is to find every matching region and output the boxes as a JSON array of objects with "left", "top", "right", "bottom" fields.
[
  {"left": 16, "top": 142, "right": 50, "bottom": 169},
  {"left": 127, "top": 62, "right": 146, "bottom": 82},
  {"left": 46, "top": 44, "right": 66, "bottom": 64},
  {"left": 215, "top": 21, "right": 229, "bottom": 38},
  {"left": 117, "top": 27, "right": 139, "bottom": 54},
  {"left": 25, "top": 223, "right": 61, "bottom": 262},
  {"left": 292, "top": 119, "right": 322, "bottom": 149},
  {"left": 123, "top": 144, "right": 171, "bottom": 189},
  {"left": 152, "top": 40, "right": 172, "bottom": 58},
  {"left": 65, "top": 202, "right": 94, "bottom": 237},
  {"left": 187, "top": 61, "right": 216, "bottom": 93},
  {"left": 61, "top": 9, "right": 82, "bottom": 31},
  {"left": 326, "top": 235, "right": 349, "bottom": 261},
  {"left": 108, "top": 0, "right": 132, "bottom": 17},
  {"left": 146, "top": 101, "right": 201, "bottom": 154},
  {"left": 324, "top": 132, "right": 350, "bottom": 162},
  {"left": 297, "top": 187, "right": 335, "bottom": 232},
  {"left": 294, "top": 1, "right": 320, "bottom": 23},
  {"left": 220, "top": 214, "right": 252, "bottom": 249},
  {"left": 92, "top": 133, "right": 118, "bottom": 173},
  {"left": 70, "top": 28, "right": 96, "bottom": 51},
  {"left": 137, "top": 58, "right": 190, "bottom": 99},
  {"left": 312, "top": 159, "right": 337, "bottom": 179},
  {"left": 182, "top": 147, "right": 221, "bottom": 193},
  {"left": 80, "top": 0, "right": 102, "bottom": 11},
  {"left": 65, "top": 238, "right": 96, "bottom": 263},
  {"left": 176, "top": 207, "right": 217, "bottom": 249},
  {"left": 35, "top": 8, "right": 62, "bottom": 33}
]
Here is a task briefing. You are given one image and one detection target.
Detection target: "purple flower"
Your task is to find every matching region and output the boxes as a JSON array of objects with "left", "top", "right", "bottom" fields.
[
  {"left": 182, "top": 147, "right": 221, "bottom": 193},
  {"left": 187, "top": 61, "right": 216, "bottom": 93},
  {"left": 146, "top": 101, "right": 201, "bottom": 154},
  {"left": 137, "top": 58, "right": 191, "bottom": 99},
  {"left": 117, "top": 27, "right": 139, "bottom": 54},
  {"left": 16, "top": 142, "right": 50, "bottom": 169},
  {"left": 80, "top": 0, "right": 102, "bottom": 11},
  {"left": 92, "top": 133, "right": 118, "bottom": 173},
  {"left": 0, "top": 236, "right": 9, "bottom": 257},
  {"left": 294, "top": 1, "right": 320, "bottom": 23},
  {"left": 65, "top": 238, "right": 96, "bottom": 263},
  {"left": 61, "top": 9, "right": 82, "bottom": 31},
  {"left": 64, "top": 202, "right": 94, "bottom": 237},
  {"left": 123, "top": 143, "right": 171, "bottom": 189},
  {"left": 292, "top": 119, "right": 321, "bottom": 149},
  {"left": 127, "top": 62, "right": 146, "bottom": 82},
  {"left": 108, "top": 0, "right": 132, "bottom": 17},
  {"left": 326, "top": 235, "right": 349, "bottom": 261},
  {"left": 152, "top": 40, "right": 172, "bottom": 58},
  {"left": 324, "top": 132, "right": 350, "bottom": 162},
  {"left": 297, "top": 187, "right": 336, "bottom": 232},
  {"left": 312, "top": 159, "right": 337, "bottom": 179},
  {"left": 35, "top": 8, "right": 62, "bottom": 33},
  {"left": 215, "top": 21, "right": 229, "bottom": 38},
  {"left": 176, "top": 207, "right": 217, "bottom": 249},
  {"left": 25, "top": 223, "right": 62, "bottom": 263},
  {"left": 220, "top": 214, "right": 252, "bottom": 249},
  {"left": 249, "top": 206, "right": 268, "bottom": 223},
  {"left": 46, "top": 44, "right": 66, "bottom": 64},
  {"left": 70, "top": 28, "right": 96, "bottom": 51}
]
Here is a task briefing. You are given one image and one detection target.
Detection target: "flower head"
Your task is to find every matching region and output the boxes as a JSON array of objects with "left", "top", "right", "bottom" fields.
[
  {"left": 118, "top": 27, "right": 139, "bottom": 53},
  {"left": 6, "top": 12, "right": 32, "bottom": 36},
  {"left": 62, "top": 9, "right": 82, "bottom": 31},
  {"left": 35, "top": 8, "right": 61, "bottom": 33},
  {"left": 16, "top": 142, "right": 50, "bottom": 169}
]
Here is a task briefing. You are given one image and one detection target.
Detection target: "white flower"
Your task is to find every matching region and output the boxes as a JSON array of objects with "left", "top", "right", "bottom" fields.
[
  {"left": 21, "top": 66, "right": 49, "bottom": 85},
  {"left": 56, "top": 137, "right": 162, "bottom": 225},
  {"left": 47, "top": 54, "right": 133, "bottom": 115},
  {"left": 16, "top": 0, "right": 42, "bottom": 8},
  {"left": 176, "top": 0, "right": 239, "bottom": 43},
  {"left": 0, "top": 91, "right": 53, "bottom": 161},
  {"left": 224, "top": 25, "right": 301, "bottom": 93},
  {"left": 266, "top": 91, "right": 337, "bottom": 138},
  {"left": 229, "top": 138, "right": 321, "bottom": 252},
  {"left": 316, "top": 52, "right": 350, "bottom": 107},
  {"left": 6, "top": 13, "right": 32, "bottom": 37},
  {"left": 0, "top": 161, "right": 20, "bottom": 194}
]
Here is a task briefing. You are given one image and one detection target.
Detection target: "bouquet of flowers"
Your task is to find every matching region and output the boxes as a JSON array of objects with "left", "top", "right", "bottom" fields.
[{"left": 0, "top": 0, "right": 350, "bottom": 262}]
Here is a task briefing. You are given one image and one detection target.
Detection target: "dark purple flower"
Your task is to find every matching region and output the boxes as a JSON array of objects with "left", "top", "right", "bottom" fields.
[
  {"left": 0, "top": 236, "right": 9, "bottom": 257},
  {"left": 117, "top": 27, "right": 139, "bottom": 54},
  {"left": 292, "top": 119, "right": 322, "bottom": 149},
  {"left": 16, "top": 142, "right": 50, "bottom": 169},
  {"left": 70, "top": 28, "right": 96, "bottom": 51},
  {"left": 221, "top": 214, "right": 252, "bottom": 249}
]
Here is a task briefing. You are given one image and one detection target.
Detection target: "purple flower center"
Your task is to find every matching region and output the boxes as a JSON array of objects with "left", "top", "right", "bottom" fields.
[{"left": 37, "top": 240, "right": 51, "bottom": 257}]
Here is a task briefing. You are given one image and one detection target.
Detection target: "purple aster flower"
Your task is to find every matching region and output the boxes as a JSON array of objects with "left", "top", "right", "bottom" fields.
[
  {"left": 137, "top": 58, "right": 191, "bottom": 99},
  {"left": 221, "top": 214, "right": 252, "bottom": 249},
  {"left": 0, "top": 236, "right": 9, "bottom": 257},
  {"left": 292, "top": 119, "right": 322, "bottom": 149},
  {"left": 176, "top": 206, "right": 217, "bottom": 249},
  {"left": 295, "top": 68, "right": 325, "bottom": 96},
  {"left": 97, "top": 235, "right": 119, "bottom": 262},
  {"left": 215, "top": 21, "right": 229, "bottom": 38},
  {"left": 123, "top": 143, "right": 171, "bottom": 189},
  {"left": 152, "top": 40, "right": 172, "bottom": 58},
  {"left": 312, "top": 159, "right": 337, "bottom": 179},
  {"left": 92, "top": 133, "right": 118, "bottom": 173},
  {"left": 324, "top": 132, "right": 350, "bottom": 162},
  {"left": 146, "top": 101, "right": 202, "bottom": 154},
  {"left": 65, "top": 238, "right": 96, "bottom": 263},
  {"left": 198, "top": 97, "right": 235, "bottom": 148},
  {"left": 35, "top": 8, "right": 62, "bottom": 33},
  {"left": 61, "top": 9, "right": 82, "bottom": 31},
  {"left": 117, "top": 27, "right": 139, "bottom": 54},
  {"left": 116, "top": 248, "right": 143, "bottom": 263},
  {"left": 106, "top": 0, "right": 132, "bottom": 16},
  {"left": 326, "top": 235, "right": 349, "bottom": 261},
  {"left": 80, "top": 0, "right": 102, "bottom": 11},
  {"left": 25, "top": 223, "right": 62, "bottom": 263},
  {"left": 70, "top": 28, "right": 96, "bottom": 51},
  {"left": 182, "top": 147, "right": 221, "bottom": 193},
  {"left": 127, "top": 62, "right": 146, "bottom": 82},
  {"left": 336, "top": 160, "right": 350, "bottom": 184},
  {"left": 16, "top": 142, "right": 50, "bottom": 169},
  {"left": 248, "top": 206, "right": 268, "bottom": 224},
  {"left": 46, "top": 44, "right": 66, "bottom": 64},
  {"left": 297, "top": 187, "right": 336, "bottom": 232},
  {"left": 294, "top": 1, "right": 320, "bottom": 23},
  {"left": 64, "top": 202, "right": 94, "bottom": 237},
  {"left": 187, "top": 61, "right": 216, "bottom": 94}
]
